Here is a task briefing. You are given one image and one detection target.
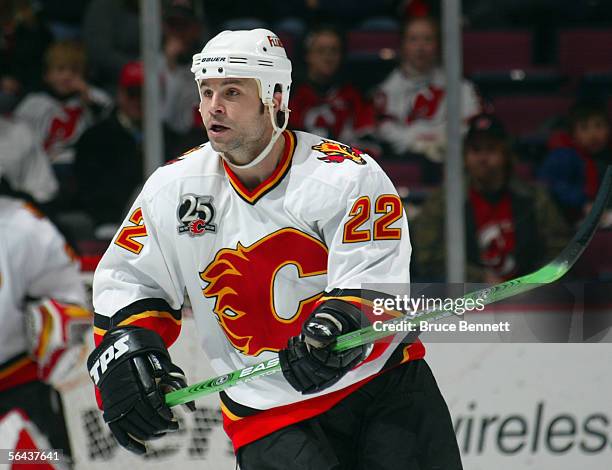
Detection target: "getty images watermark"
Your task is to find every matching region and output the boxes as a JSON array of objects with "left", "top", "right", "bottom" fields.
[
  {"left": 371, "top": 294, "right": 511, "bottom": 333},
  {"left": 363, "top": 282, "right": 612, "bottom": 343}
]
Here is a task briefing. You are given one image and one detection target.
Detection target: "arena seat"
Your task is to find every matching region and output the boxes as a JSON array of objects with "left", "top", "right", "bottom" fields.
[
  {"left": 463, "top": 30, "right": 533, "bottom": 75},
  {"left": 491, "top": 95, "right": 573, "bottom": 137},
  {"left": 377, "top": 160, "right": 423, "bottom": 191},
  {"left": 346, "top": 30, "right": 400, "bottom": 55},
  {"left": 558, "top": 29, "right": 612, "bottom": 80},
  {"left": 472, "top": 68, "right": 565, "bottom": 96},
  {"left": 344, "top": 30, "right": 400, "bottom": 91},
  {"left": 356, "top": 16, "right": 400, "bottom": 32},
  {"left": 344, "top": 53, "right": 397, "bottom": 92}
]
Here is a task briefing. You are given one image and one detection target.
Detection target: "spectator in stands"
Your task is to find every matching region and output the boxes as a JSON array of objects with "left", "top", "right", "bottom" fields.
[
  {"left": 539, "top": 101, "right": 611, "bottom": 225},
  {"left": 413, "top": 114, "right": 569, "bottom": 283},
  {"left": 82, "top": 0, "right": 140, "bottom": 87},
  {"left": 0, "top": 116, "right": 58, "bottom": 204},
  {"left": 13, "top": 40, "right": 112, "bottom": 207},
  {"left": 374, "top": 16, "right": 480, "bottom": 183},
  {"left": 289, "top": 25, "right": 378, "bottom": 154},
  {"left": 74, "top": 61, "right": 144, "bottom": 234},
  {"left": 161, "top": 2, "right": 205, "bottom": 156},
  {"left": 0, "top": 0, "right": 53, "bottom": 112}
]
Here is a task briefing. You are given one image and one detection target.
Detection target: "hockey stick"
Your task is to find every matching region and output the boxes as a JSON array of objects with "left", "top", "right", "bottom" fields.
[{"left": 165, "top": 167, "right": 612, "bottom": 407}]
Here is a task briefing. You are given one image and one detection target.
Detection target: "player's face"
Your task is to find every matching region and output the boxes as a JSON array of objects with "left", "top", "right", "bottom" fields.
[
  {"left": 401, "top": 19, "right": 438, "bottom": 74},
  {"left": 199, "top": 78, "right": 272, "bottom": 157},
  {"left": 573, "top": 116, "right": 610, "bottom": 155},
  {"left": 306, "top": 32, "right": 342, "bottom": 82}
]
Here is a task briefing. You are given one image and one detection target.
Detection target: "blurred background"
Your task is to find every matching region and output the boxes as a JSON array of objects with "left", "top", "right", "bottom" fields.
[
  {"left": 2, "top": 0, "right": 612, "bottom": 282},
  {"left": 1, "top": 1, "right": 612, "bottom": 468}
]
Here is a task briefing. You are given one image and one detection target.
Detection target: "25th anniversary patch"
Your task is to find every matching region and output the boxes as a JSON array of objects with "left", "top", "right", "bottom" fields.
[{"left": 177, "top": 194, "right": 217, "bottom": 236}]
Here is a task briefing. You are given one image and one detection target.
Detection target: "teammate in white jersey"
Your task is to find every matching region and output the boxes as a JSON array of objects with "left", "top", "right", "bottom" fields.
[
  {"left": 0, "top": 172, "right": 91, "bottom": 465},
  {"left": 87, "top": 29, "right": 462, "bottom": 469}
]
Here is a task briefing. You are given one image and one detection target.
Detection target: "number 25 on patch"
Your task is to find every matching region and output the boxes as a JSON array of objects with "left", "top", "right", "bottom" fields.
[{"left": 343, "top": 195, "right": 402, "bottom": 243}]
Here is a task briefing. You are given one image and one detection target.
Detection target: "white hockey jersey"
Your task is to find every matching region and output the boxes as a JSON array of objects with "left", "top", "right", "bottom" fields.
[
  {"left": 0, "top": 197, "right": 85, "bottom": 391},
  {"left": 93, "top": 130, "right": 425, "bottom": 449},
  {"left": 14, "top": 88, "right": 112, "bottom": 164},
  {"left": 375, "top": 67, "right": 481, "bottom": 158}
]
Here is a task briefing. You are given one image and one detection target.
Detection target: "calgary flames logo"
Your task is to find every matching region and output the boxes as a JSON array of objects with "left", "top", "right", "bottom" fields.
[
  {"left": 312, "top": 141, "right": 367, "bottom": 165},
  {"left": 200, "top": 228, "right": 328, "bottom": 356}
]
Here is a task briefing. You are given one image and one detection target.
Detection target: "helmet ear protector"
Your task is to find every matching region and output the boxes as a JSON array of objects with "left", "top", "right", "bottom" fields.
[{"left": 192, "top": 29, "right": 292, "bottom": 169}]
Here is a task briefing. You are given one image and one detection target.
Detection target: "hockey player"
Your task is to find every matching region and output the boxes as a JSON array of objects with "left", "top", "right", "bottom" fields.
[
  {"left": 87, "top": 29, "right": 462, "bottom": 469},
  {"left": 0, "top": 170, "right": 91, "bottom": 465}
]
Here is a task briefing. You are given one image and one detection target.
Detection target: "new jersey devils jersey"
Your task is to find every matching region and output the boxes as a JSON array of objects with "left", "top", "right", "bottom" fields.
[
  {"left": 289, "top": 81, "right": 376, "bottom": 143},
  {"left": 0, "top": 197, "right": 85, "bottom": 391},
  {"left": 375, "top": 67, "right": 480, "bottom": 155},
  {"left": 14, "top": 88, "right": 112, "bottom": 164},
  {"left": 93, "top": 130, "right": 424, "bottom": 449}
]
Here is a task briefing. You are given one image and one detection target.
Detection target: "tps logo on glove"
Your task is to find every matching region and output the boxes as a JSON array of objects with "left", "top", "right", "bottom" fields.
[{"left": 89, "top": 336, "right": 130, "bottom": 384}]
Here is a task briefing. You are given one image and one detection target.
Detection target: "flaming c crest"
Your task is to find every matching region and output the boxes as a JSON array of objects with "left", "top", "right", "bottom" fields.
[
  {"left": 200, "top": 228, "right": 328, "bottom": 356},
  {"left": 312, "top": 141, "right": 367, "bottom": 165}
]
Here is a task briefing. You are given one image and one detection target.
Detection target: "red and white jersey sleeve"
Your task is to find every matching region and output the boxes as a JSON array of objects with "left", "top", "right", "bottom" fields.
[
  {"left": 0, "top": 197, "right": 85, "bottom": 390},
  {"left": 92, "top": 196, "right": 185, "bottom": 348}
]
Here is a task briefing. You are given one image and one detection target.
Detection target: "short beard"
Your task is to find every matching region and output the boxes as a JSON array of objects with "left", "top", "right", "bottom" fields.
[
  {"left": 210, "top": 126, "right": 272, "bottom": 165},
  {"left": 209, "top": 105, "right": 277, "bottom": 164},
  {"left": 209, "top": 136, "right": 241, "bottom": 155}
]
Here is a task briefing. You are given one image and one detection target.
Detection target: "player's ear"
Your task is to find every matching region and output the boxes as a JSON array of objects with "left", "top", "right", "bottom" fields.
[{"left": 272, "top": 84, "right": 283, "bottom": 112}]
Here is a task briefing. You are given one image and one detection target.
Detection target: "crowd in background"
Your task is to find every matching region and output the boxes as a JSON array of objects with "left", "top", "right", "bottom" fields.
[{"left": 1, "top": 0, "right": 611, "bottom": 282}]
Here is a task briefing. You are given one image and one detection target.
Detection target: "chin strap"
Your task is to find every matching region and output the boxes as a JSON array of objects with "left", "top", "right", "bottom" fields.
[{"left": 221, "top": 102, "right": 289, "bottom": 170}]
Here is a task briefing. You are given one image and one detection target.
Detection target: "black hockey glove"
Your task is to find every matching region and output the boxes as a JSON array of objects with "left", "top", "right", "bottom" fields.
[
  {"left": 87, "top": 326, "right": 195, "bottom": 454},
  {"left": 279, "top": 299, "right": 370, "bottom": 395}
]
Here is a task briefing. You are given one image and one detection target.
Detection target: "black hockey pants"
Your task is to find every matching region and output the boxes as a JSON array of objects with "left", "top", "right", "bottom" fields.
[{"left": 237, "top": 359, "right": 462, "bottom": 470}]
